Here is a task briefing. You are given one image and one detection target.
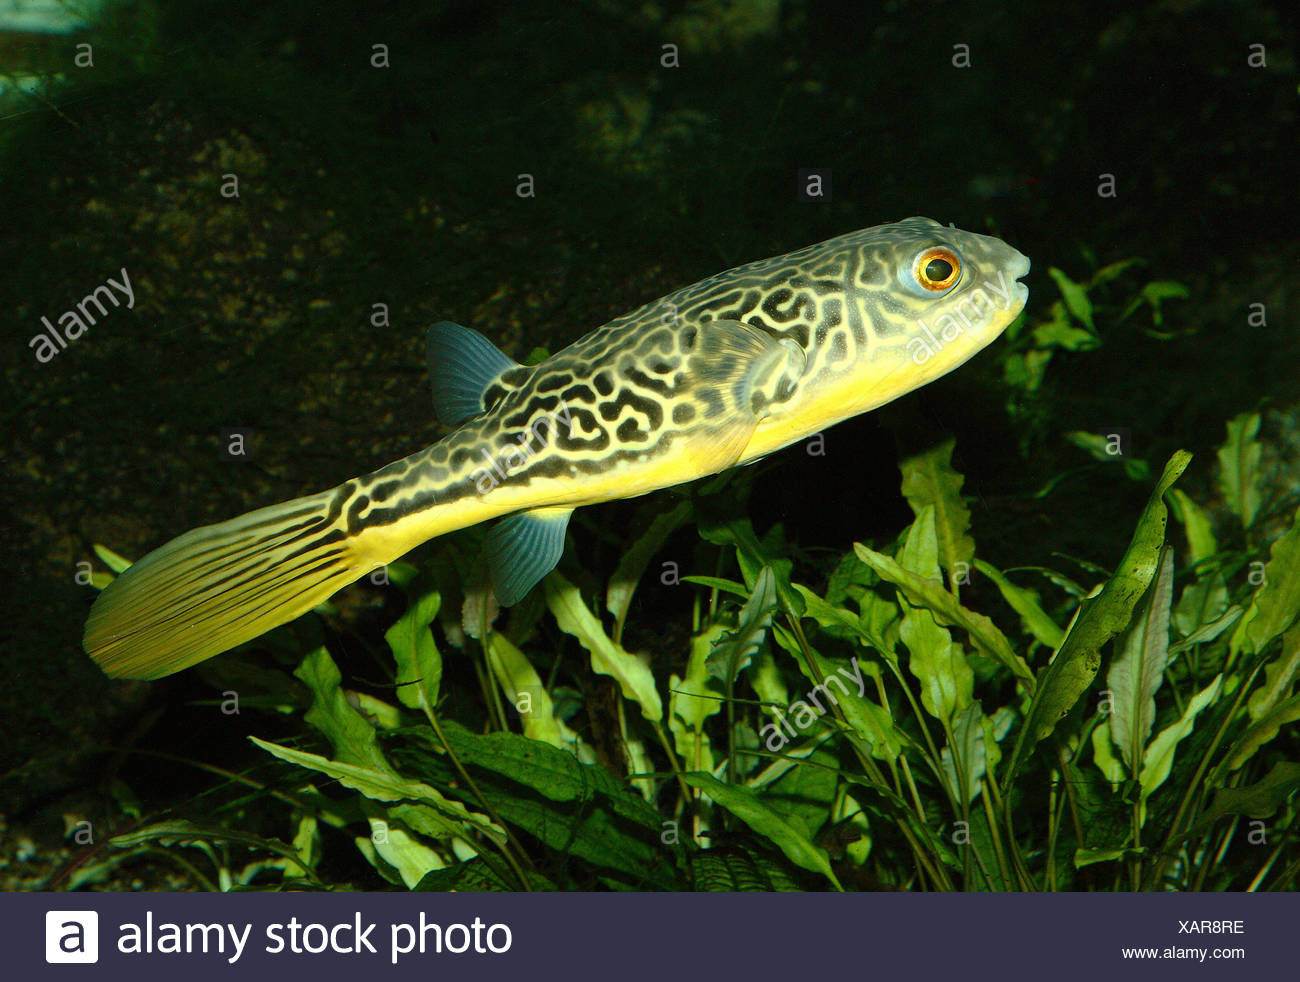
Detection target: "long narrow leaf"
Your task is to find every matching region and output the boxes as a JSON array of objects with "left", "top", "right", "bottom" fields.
[
  {"left": 1215, "top": 412, "right": 1262, "bottom": 530},
  {"left": 545, "top": 572, "right": 663, "bottom": 721},
  {"left": 1004, "top": 451, "right": 1190, "bottom": 783},
  {"left": 1139, "top": 674, "right": 1223, "bottom": 818},
  {"left": 384, "top": 571, "right": 442, "bottom": 710},
  {"left": 1107, "top": 547, "right": 1175, "bottom": 773},
  {"left": 250, "top": 737, "right": 500, "bottom": 839},
  {"left": 485, "top": 632, "right": 580, "bottom": 750},
  {"left": 1247, "top": 622, "right": 1300, "bottom": 723},
  {"left": 899, "top": 439, "right": 975, "bottom": 593},
  {"left": 707, "top": 566, "right": 777, "bottom": 683},
  {"left": 1233, "top": 504, "right": 1300, "bottom": 655},
  {"left": 975, "top": 559, "right": 1065, "bottom": 649},
  {"left": 855, "top": 545, "right": 1032, "bottom": 685},
  {"left": 680, "top": 771, "right": 842, "bottom": 889}
]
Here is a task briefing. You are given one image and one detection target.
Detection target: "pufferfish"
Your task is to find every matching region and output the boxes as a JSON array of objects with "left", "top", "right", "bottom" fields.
[{"left": 84, "top": 217, "right": 1030, "bottom": 679}]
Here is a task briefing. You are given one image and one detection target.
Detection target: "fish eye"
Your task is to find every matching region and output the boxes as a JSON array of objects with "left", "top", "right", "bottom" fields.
[{"left": 912, "top": 246, "right": 961, "bottom": 292}]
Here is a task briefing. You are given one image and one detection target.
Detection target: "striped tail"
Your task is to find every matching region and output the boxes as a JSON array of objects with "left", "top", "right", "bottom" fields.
[{"left": 84, "top": 488, "right": 377, "bottom": 679}]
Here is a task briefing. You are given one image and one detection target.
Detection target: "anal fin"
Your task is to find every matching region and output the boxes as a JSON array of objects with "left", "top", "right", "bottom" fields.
[{"left": 486, "top": 506, "right": 574, "bottom": 606}]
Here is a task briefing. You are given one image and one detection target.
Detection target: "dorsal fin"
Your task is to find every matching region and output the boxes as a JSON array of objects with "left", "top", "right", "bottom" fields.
[{"left": 426, "top": 321, "right": 521, "bottom": 427}]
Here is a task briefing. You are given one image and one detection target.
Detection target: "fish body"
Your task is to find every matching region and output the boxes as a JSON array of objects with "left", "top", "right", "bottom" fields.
[{"left": 84, "top": 217, "right": 1030, "bottom": 679}]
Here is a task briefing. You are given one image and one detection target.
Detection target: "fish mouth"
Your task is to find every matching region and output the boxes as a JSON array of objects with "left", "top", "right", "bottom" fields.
[{"left": 1009, "top": 251, "right": 1031, "bottom": 306}]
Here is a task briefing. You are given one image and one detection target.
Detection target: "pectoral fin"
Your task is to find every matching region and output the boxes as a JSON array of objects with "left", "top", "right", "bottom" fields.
[
  {"left": 686, "top": 318, "right": 808, "bottom": 472},
  {"left": 486, "top": 506, "right": 574, "bottom": 606},
  {"left": 686, "top": 416, "right": 762, "bottom": 476}
]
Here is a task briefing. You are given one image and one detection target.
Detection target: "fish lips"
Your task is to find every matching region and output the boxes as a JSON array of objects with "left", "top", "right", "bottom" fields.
[{"left": 1009, "top": 251, "right": 1031, "bottom": 307}]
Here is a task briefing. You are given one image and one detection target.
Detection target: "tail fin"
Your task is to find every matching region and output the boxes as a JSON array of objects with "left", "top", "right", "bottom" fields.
[{"left": 84, "top": 488, "right": 369, "bottom": 679}]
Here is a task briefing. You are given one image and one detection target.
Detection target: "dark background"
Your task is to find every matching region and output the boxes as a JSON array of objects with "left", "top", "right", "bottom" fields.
[{"left": 0, "top": 0, "right": 1295, "bottom": 881}]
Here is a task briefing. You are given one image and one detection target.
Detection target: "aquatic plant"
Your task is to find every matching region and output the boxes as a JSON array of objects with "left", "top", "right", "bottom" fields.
[{"left": 75, "top": 413, "right": 1298, "bottom": 891}]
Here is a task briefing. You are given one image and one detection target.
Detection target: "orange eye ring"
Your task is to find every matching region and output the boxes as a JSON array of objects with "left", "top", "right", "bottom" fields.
[{"left": 914, "top": 247, "right": 961, "bottom": 292}]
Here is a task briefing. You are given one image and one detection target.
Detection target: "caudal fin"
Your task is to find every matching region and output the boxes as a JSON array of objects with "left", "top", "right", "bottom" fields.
[{"left": 84, "top": 489, "right": 368, "bottom": 679}]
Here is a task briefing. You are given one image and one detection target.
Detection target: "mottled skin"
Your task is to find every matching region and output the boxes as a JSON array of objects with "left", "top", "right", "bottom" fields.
[{"left": 85, "top": 217, "right": 1030, "bottom": 678}]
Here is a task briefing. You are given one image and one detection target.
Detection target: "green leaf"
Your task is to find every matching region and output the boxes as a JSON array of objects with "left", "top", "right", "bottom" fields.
[
  {"left": 281, "top": 814, "right": 319, "bottom": 881},
  {"left": 415, "top": 858, "right": 555, "bottom": 892},
  {"left": 825, "top": 550, "right": 877, "bottom": 608},
  {"left": 435, "top": 726, "right": 682, "bottom": 889},
  {"left": 384, "top": 570, "right": 442, "bottom": 710},
  {"left": 92, "top": 542, "right": 134, "bottom": 574},
  {"left": 285, "top": 653, "right": 480, "bottom": 888},
  {"left": 763, "top": 747, "right": 839, "bottom": 841},
  {"left": 1189, "top": 762, "right": 1300, "bottom": 838},
  {"left": 795, "top": 641, "right": 903, "bottom": 761},
  {"left": 435, "top": 727, "right": 596, "bottom": 803},
  {"left": 1235, "top": 504, "right": 1300, "bottom": 654},
  {"left": 105, "top": 820, "right": 327, "bottom": 882},
  {"left": 1168, "top": 604, "right": 1242, "bottom": 655},
  {"left": 680, "top": 771, "right": 842, "bottom": 889},
  {"left": 1216, "top": 412, "right": 1262, "bottom": 530},
  {"left": 1139, "top": 674, "right": 1223, "bottom": 816},
  {"left": 939, "top": 703, "right": 992, "bottom": 806},
  {"left": 1089, "top": 258, "right": 1144, "bottom": 287},
  {"left": 669, "top": 622, "right": 726, "bottom": 772},
  {"left": 605, "top": 500, "right": 691, "bottom": 640},
  {"left": 1107, "top": 547, "right": 1175, "bottom": 773},
  {"left": 700, "top": 516, "right": 805, "bottom": 617},
  {"left": 706, "top": 566, "right": 777, "bottom": 683},
  {"left": 1048, "top": 267, "right": 1094, "bottom": 330},
  {"left": 1090, "top": 721, "right": 1125, "bottom": 784},
  {"left": 1168, "top": 489, "right": 1217, "bottom": 565},
  {"left": 1066, "top": 431, "right": 1146, "bottom": 474},
  {"left": 899, "top": 439, "right": 975, "bottom": 591},
  {"left": 691, "top": 850, "right": 801, "bottom": 891},
  {"left": 794, "top": 584, "right": 870, "bottom": 641},
  {"left": 681, "top": 575, "right": 750, "bottom": 598},
  {"left": 295, "top": 647, "right": 391, "bottom": 772},
  {"left": 485, "top": 632, "right": 579, "bottom": 750},
  {"left": 250, "top": 737, "right": 500, "bottom": 839},
  {"left": 1226, "top": 695, "right": 1300, "bottom": 772},
  {"left": 356, "top": 804, "right": 446, "bottom": 889},
  {"left": 896, "top": 505, "right": 942, "bottom": 582},
  {"left": 974, "top": 559, "right": 1065, "bottom": 649},
  {"left": 898, "top": 593, "right": 971, "bottom": 726},
  {"left": 347, "top": 692, "right": 402, "bottom": 730},
  {"left": 1033, "top": 316, "right": 1099, "bottom": 351},
  {"left": 1126, "top": 280, "right": 1189, "bottom": 328},
  {"left": 1074, "top": 846, "right": 1135, "bottom": 868},
  {"left": 1004, "top": 451, "right": 1191, "bottom": 782},
  {"left": 545, "top": 571, "right": 662, "bottom": 721},
  {"left": 1002, "top": 348, "right": 1052, "bottom": 392},
  {"left": 855, "top": 544, "right": 1033, "bottom": 685},
  {"left": 1246, "top": 623, "right": 1300, "bottom": 724},
  {"left": 1172, "top": 570, "right": 1229, "bottom": 642}
]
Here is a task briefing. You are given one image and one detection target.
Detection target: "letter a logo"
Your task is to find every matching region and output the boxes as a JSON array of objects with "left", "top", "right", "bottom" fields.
[{"left": 45, "top": 911, "right": 99, "bottom": 963}]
